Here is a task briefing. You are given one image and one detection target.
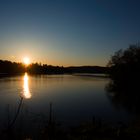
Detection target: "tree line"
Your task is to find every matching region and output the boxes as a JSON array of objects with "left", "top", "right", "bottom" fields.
[{"left": 0, "top": 60, "right": 108, "bottom": 75}]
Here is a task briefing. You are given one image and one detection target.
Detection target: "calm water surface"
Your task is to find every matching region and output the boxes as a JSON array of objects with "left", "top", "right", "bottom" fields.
[{"left": 0, "top": 73, "right": 135, "bottom": 129}]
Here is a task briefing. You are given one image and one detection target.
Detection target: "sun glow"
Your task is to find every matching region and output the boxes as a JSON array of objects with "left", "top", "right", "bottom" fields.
[{"left": 23, "top": 57, "right": 30, "bottom": 65}]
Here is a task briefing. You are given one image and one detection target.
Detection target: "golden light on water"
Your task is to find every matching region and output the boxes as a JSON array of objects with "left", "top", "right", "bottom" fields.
[{"left": 23, "top": 73, "right": 31, "bottom": 99}]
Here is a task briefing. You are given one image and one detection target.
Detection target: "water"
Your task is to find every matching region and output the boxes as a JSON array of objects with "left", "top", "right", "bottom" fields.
[{"left": 0, "top": 73, "right": 135, "bottom": 130}]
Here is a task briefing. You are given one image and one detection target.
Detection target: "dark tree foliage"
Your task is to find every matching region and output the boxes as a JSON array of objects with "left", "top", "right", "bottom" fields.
[
  {"left": 107, "top": 44, "right": 140, "bottom": 87},
  {"left": 0, "top": 60, "right": 25, "bottom": 74},
  {"left": 106, "top": 44, "right": 140, "bottom": 114}
]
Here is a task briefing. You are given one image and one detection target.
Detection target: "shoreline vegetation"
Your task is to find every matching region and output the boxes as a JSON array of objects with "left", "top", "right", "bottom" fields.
[
  {"left": 106, "top": 45, "right": 140, "bottom": 117},
  {"left": 0, "top": 59, "right": 109, "bottom": 75},
  {"left": 0, "top": 101, "right": 139, "bottom": 140}
]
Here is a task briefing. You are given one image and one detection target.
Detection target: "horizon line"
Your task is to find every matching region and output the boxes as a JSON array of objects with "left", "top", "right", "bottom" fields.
[{"left": 0, "top": 59, "right": 107, "bottom": 67}]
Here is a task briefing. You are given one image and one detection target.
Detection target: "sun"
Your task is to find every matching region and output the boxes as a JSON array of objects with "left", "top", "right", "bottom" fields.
[{"left": 23, "top": 57, "right": 30, "bottom": 65}]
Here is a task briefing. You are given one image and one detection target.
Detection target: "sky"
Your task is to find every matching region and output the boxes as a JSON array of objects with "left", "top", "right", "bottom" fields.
[{"left": 0, "top": 0, "right": 140, "bottom": 66}]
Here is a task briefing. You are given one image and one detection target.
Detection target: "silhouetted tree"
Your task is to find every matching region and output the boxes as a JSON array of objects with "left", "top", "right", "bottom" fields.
[
  {"left": 107, "top": 44, "right": 140, "bottom": 87},
  {"left": 106, "top": 44, "right": 140, "bottom": 114},
  {"left": 0, "top": 60, "right": 25, "bottom": 74}
]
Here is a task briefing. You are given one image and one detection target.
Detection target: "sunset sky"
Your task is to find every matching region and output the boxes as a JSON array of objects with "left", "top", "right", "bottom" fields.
[{"left": 0, "top": 0, "right": 140, "bottom": 66}]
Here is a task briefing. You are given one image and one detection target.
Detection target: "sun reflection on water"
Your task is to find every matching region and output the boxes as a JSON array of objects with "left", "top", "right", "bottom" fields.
[{"left": 23, "top": 73, "right": 31, "bottom": 99}]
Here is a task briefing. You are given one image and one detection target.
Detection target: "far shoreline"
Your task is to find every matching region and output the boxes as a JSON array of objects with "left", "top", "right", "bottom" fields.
[{"left": 0, "top": 72, "right": 109, "bottom": 79}]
